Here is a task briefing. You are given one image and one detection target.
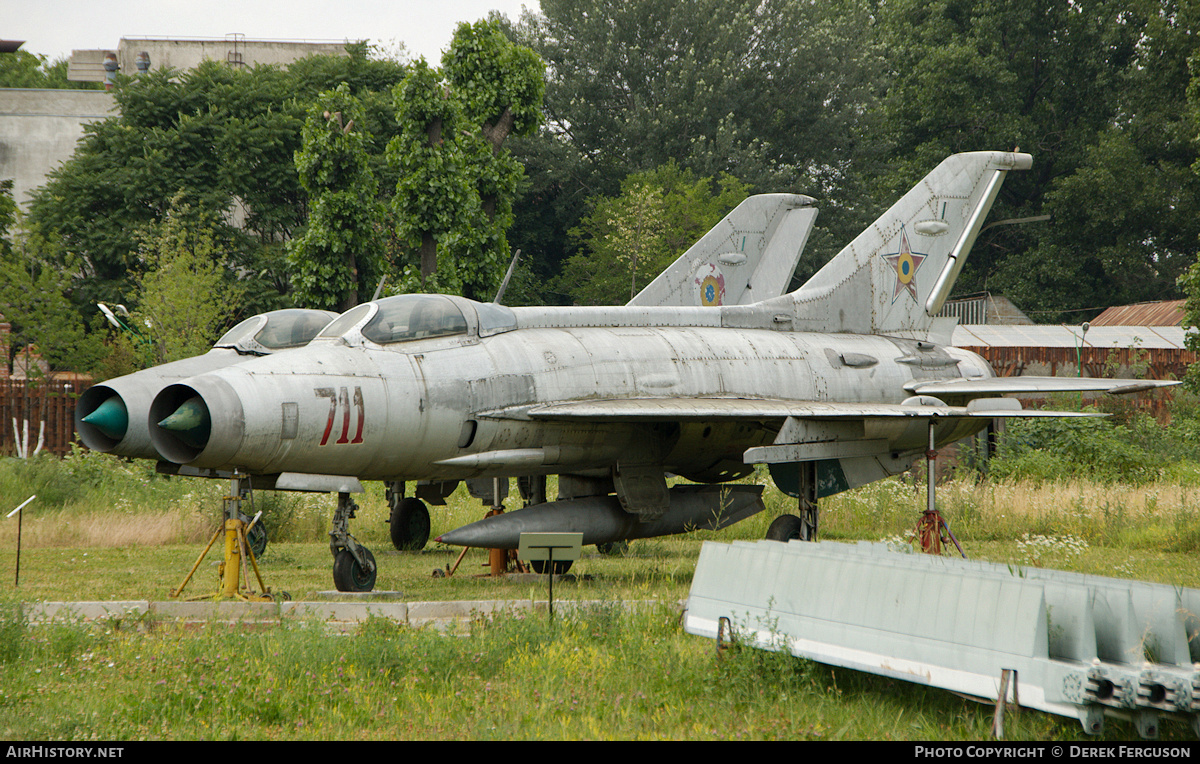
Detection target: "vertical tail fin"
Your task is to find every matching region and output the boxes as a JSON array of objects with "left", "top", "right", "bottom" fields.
[
  {"left": 789, "top": 151, "right": 1032, "bottom": 339},
  {"left": 629, "top": 194, "right": 817, "bottom": 307}
]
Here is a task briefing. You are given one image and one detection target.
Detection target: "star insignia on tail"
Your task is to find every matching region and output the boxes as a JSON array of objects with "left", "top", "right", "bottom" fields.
[{"left": 881, "top": 227, "right": 927, "bottom": 303}]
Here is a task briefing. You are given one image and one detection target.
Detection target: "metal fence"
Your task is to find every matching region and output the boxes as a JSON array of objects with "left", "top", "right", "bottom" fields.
[{"left": 0, "top": 379, "right": 87, "bottom": 457}]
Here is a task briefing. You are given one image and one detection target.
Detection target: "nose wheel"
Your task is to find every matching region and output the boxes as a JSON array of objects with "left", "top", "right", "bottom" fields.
[
  {"left": 330, "top": 491, "right": 377, "bottom": 592},
  {"left": 333, "top": 546, "right": 377, "bottom": 592}
]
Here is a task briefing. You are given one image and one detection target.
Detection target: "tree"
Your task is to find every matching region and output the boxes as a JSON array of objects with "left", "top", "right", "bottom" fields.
[
  {"left": 1016, "top": 0, "right": 1200, "bottom": 317},
  {"left": 0, "top": 226, "right": 107, "bottom": 375},
  {"left": 505, "top": 0, "right": 887, "bottom": 291},
  {"left": 1173, "top": 0, "right": 1200, "bottom": 391},
  {"left": 876, "top": 0, "right": 1199, "bottom": 320},
  {"left": 287, "top": 84, "right": 386, "bottom": 311},
  {"left": 554, "top": 163, "right": 750, "bottom": 304},
  {"left": 1178, "top": 257, "right": 1200, "bottom": 392},
  {"left": 388, "top": 20, "right": 544, "bottom": 299},
  {"left": 0, "top": 180, "right": 15, "bottom": 259},
  {"left": 132, "top": 199, "right": 245, "bottom": 365},
  {"left": 25, "top": 46, "right": 407, "bottom": 313},
  {"left": 0, "top": 49, "right": 98, "bottom": 89}
]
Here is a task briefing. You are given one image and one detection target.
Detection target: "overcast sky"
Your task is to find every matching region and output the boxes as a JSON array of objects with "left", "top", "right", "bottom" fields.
[{"left": 2, "top": 0, "right": 541, "bottom": 64}]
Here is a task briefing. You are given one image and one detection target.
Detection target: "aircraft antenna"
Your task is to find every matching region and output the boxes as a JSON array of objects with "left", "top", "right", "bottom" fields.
[
  {"left": 493, "top": 249, "right": 521, "bottom": 304},
  {"left": 370, "top": 275, "right": 388, "bottom": 302}
]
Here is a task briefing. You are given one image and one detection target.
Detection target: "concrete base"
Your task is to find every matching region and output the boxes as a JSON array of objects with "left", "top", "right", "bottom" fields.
[{"left": 20, "top": 598, "right": 678, "bottom": 630}]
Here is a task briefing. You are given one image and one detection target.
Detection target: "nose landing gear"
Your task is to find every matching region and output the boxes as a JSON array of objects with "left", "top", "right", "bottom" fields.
[{"left": 330, "top": 491, "right": 377, "bottom": 592}]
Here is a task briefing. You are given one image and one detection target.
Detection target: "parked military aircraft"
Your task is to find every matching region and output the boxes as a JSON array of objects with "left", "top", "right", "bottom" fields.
[{"left": 134, "top": 151, "right": 1174, "bottom": 592}]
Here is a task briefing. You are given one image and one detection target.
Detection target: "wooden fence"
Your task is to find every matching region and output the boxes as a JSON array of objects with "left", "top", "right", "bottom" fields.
[{"left": 0, "top": 379, "right": 88, "bottom": 457}]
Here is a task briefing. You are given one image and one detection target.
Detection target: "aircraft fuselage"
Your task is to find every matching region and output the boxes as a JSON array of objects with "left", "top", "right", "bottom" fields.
[{"left": 150, "top": 308, "right": 995, "bottom": 483}]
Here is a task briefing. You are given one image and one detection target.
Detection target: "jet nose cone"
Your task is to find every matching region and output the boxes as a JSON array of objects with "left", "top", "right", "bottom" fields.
[
  {"left": 80, "top": 396, "right": 128, "bottom": 441},
  {"left": 156, "top": 395, "right": 211, "bottom": 449}
]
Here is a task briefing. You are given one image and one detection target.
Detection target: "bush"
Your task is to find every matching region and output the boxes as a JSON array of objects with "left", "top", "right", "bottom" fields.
[{"left": 991, "top": 416, "right": 1160, "bottom": 484}]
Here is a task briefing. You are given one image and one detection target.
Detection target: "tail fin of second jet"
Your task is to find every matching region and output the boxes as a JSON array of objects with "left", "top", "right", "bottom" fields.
[
  {"left": 788, "top": 151, "right": 1032, "bottom": 340},
  {"left": 628, "top": 194, "right": 817, "bottom": 308}
]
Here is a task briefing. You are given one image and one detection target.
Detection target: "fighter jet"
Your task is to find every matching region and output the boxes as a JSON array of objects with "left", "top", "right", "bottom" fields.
[
  {"left": 144, "top": 151, "right": 1175, "bottom": 591},
  {"left": 78, "top": 192, "right": 811, "bottom": 460}
]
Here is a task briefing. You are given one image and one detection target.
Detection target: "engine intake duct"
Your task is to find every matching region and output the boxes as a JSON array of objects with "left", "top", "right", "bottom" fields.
[{"left": 149, "top": 379, "right": 245, "bottom": 467}]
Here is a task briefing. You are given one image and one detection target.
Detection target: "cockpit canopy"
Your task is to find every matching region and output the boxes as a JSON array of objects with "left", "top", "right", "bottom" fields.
[
  {"left": 215, "top": 309, "right": 338, "bottom": 355},
  {"left": 317, "top": 295, "right": 515, "bottom": 346},
  {"left": 363, "top": 295, "right": 468, "bottom": 343}
]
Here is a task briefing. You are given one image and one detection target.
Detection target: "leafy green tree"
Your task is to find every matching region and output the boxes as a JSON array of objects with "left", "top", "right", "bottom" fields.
[
  {"left": 0, "top": 226, "right": 107, "bottom": 374},
  {"left": 388, "top": 20, "right": 544, "bottom": 299},
  {"left": 1178, "top": 258, "right": 1200, "bottom": 392},
  {"left": 506, "top": 0, "right": 887, "bottom": 291},
  {"left": 132, "top": 199, "right": 245, "bottom": 365},
  {"left": 555, "top": 163, "right": 750, "bottom": 304},
  {"left": 877, "top": 0, "right": 1199, "bottom": 320},
  {"left": 25, "top": 47, "right": 407, "bottom": 313},
  {"left": 0, "top": 180, "right": 15, "bottom": 259},
  {"left": 27, "top": 61, "right": 300, "bottom": 309},
  {"left": 288, "top": 85, "right": 386, "bottom": 311}
]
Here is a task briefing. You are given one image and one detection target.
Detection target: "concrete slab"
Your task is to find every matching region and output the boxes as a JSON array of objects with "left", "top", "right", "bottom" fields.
[
  {"left": 18, "top": 598, "right": 684, "bottom": 630},
  {"left": 26, "top": 601, "right": 149, "bottom": 623},
  {"left": 150, "top": 600, "right": 280, "bottom": 621},
  {"left": 309, "top": 590, "right": 407, "bottom": 602},
  {"left": 282, "top": 601, "right": 409, "bottom": 624},
  {"left": 407, "top": 599, "right": 534, "bottom": 623}
]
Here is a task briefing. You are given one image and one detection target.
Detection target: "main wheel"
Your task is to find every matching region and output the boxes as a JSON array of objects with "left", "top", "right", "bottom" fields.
[
  {"left": 246, "top": 521, "right": 268, "bottom": 559},
  {"left": 333, "top": 547, "right": 377, "bottom": 592},
  {"left": 531, "top": 559, "right": 573, "bottom": 575},
  {"left": 389, "top": 497, "right": 430, "bottom": 551},
  {"left": 238, "top": 513, "right": 267, "bottom": 558},
  {"left": 766, "top": 514, "right": 805, "bottom": 542}
]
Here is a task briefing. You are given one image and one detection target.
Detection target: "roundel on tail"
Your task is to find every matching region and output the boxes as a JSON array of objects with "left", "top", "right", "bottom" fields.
[{"left": 693, "top": 264, "right": 726, "bottom": 306}]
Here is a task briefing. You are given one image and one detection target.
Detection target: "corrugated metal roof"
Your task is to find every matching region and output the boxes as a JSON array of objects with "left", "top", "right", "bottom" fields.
[
  {"left": 952, "top": 324, "right": 1191, "bottom": 349},
  {"left": 1089, "top": 299, "right": 1185, "bottom": 326}
]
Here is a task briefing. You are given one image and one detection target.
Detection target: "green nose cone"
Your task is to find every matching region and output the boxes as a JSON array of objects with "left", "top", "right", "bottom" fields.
[
  {"left": 157, "top": 396, "right": 211, "bottom": 450},
  {"left": 81, "top": 397, "right": 128, "bottom": 441}
]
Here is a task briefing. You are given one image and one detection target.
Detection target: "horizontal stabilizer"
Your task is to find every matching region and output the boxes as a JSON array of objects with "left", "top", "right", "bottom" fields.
[{"left": 905, "top": 377, "right": 1180, "bottom": 397}]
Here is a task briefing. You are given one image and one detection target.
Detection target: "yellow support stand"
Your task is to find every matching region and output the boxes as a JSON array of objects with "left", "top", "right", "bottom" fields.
[{"left": 170, "top": 475, "right": 282, "bottom": 602}]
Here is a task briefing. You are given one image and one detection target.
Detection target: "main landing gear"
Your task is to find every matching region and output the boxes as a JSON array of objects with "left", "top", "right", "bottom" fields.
[
  {"left": 766, "top": 461, "right": 819, "bottom": 542},
  {"left": 386, "top": 481, "right": 431, "bottom": 551}
]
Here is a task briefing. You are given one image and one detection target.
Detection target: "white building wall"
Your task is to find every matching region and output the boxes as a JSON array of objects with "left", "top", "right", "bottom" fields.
[{"left": 0, "top": 89, "right": 116, "bottom": 207}]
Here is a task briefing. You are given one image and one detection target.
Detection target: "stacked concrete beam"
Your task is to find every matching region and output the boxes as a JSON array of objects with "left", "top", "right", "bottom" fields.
[{"left": 684, "top": 539, "right": 1200, "bottom": 739}]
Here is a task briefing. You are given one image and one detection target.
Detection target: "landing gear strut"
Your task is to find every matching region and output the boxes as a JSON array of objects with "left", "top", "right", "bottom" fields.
[
  {"left": 766, "top": 462, "right": 818, "bottom": 542},
  {"left": 918, "top": 420, "right": 965, "bottom": 557},
  {"left": 331, "top": 491, "right": 377, "bottom": 592}
]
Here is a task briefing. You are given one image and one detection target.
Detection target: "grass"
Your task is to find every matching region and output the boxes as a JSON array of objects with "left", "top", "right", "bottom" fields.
[
  {"left": 1, "top": 451, "right": 1200, "bottom": 739},
  {"left": 0, "top": 597, "right": 1104, "bottom": 741}
]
